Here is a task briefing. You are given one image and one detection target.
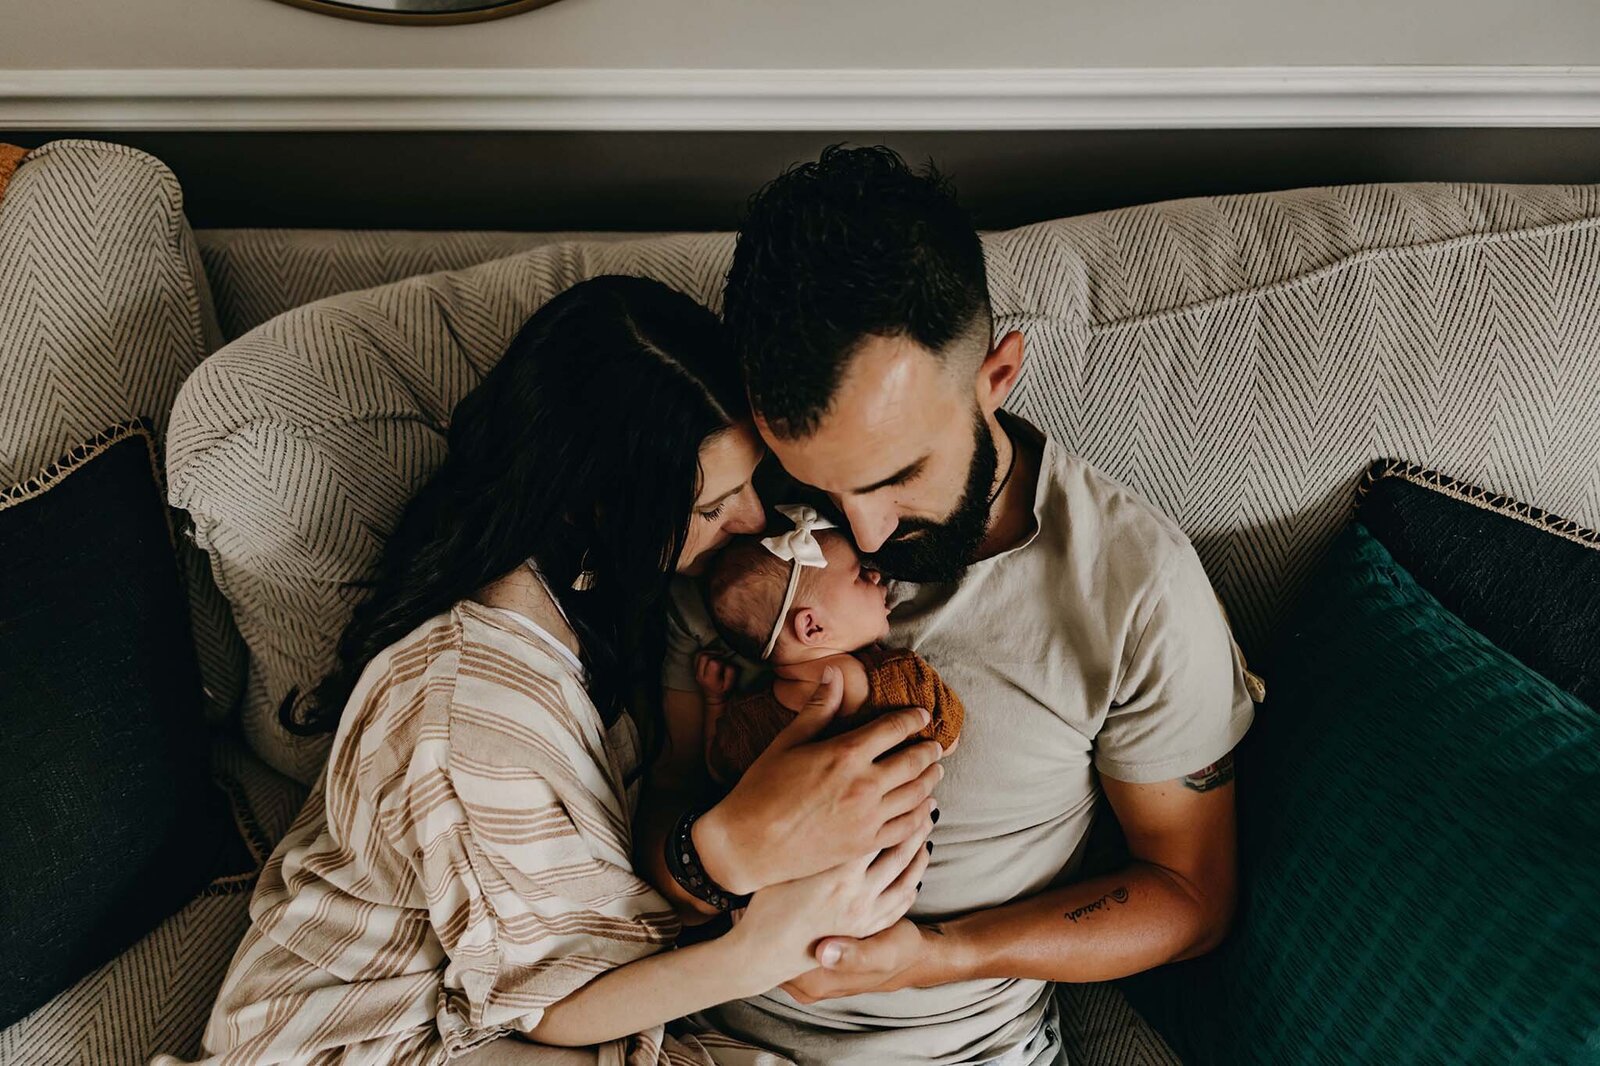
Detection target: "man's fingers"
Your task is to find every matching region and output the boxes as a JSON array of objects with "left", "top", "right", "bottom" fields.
[
  {"left": 843, "top": 705, "right": 935, "bottom": 761},
  {"left": 767, "top": 667, "right": 843, "bottom": 750},
  {"left": 815, "top": 938, "right": 855, "bottom": 970},
  {"left": 780, "top": 979, "right": 818, "bottom": 1005}
]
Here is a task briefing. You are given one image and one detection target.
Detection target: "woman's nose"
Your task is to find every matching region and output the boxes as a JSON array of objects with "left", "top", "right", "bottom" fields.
[{"left": 725, "top": 486, "right": 765, "bottom": 535}]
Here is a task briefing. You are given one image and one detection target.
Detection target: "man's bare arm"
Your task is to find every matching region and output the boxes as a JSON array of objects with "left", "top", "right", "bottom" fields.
[
  {"left": 783, "top": 754, "right": 1238, "bottom": 999},
  {"left": 929, "top": 755, "right": 1237, "bottom": 982}
]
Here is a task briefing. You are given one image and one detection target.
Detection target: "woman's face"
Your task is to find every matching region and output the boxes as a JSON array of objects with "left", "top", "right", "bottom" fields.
[{"left": 677, "top": 423, "right": 767, "bottom": 575}]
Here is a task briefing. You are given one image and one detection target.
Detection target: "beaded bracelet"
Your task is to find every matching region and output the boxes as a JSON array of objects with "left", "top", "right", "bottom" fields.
[{"left": 665, "top": 807, "right": 751, "bottom": 913}]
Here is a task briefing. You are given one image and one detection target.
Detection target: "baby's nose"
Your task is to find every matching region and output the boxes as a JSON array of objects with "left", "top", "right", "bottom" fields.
[{"left": 864, "top": 567, "right": 883, "bottom": 585}]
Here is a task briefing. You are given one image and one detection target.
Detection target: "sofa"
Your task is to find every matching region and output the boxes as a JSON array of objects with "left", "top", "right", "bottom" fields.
[{"left": 1, "top": 138, "right": 1596, "bottom": 1066}]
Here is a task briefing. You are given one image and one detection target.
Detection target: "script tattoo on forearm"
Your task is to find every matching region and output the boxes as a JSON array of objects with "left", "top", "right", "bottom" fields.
[
  {"left": 1182, "top": 752, "right": 1236, "bottom": 793},
  {"left": 1064, "top": 886, "right": 1130, "bottom": 923}
]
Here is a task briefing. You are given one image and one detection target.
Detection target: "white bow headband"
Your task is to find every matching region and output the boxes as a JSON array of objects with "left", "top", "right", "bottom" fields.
[{"left": 759, "top": 504, "right": 836, "bottom": 660}]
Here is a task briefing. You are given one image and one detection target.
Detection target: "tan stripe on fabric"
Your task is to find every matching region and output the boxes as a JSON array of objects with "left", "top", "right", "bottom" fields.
[{"left": 184, "top": 606, "right": 777, "bottom": 1065}]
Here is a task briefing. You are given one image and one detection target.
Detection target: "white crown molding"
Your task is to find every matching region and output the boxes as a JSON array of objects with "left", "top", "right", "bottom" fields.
[{"left": 3, "top": 66, "right": 1599, "bottom": 130}]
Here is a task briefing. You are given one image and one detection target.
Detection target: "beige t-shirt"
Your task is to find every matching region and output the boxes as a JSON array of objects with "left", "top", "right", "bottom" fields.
[{"left": 667, "top": 415, "right": 1257, "bottom": 1066}]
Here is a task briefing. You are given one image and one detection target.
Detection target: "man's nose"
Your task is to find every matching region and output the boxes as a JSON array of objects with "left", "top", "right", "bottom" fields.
[{"left": 841, "top": 499, "right": 897, "bottom": 554}]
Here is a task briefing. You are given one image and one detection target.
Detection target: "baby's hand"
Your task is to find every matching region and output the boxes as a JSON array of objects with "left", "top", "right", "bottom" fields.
[{"left": 694, "top": 651, "right": 736, "bottom": 702}]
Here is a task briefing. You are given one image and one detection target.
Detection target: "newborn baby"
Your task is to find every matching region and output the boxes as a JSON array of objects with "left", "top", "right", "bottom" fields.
[{"left": 697, "top": 505, "right": 963, "bottom": 784}]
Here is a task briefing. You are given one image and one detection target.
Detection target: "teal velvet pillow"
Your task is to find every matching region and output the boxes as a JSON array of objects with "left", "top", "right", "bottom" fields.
[{"left": 1121, "top": 523, "right": 1600, "bottom": 1065}]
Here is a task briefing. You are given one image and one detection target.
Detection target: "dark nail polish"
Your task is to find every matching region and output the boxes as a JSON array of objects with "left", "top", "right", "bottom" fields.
[
  {"left": 916, "top": 881, "right": 923, "bottom": 891},
  {"left": 931, "top": 808, "right": 941, "bottom": 824},
  {"left": 926, "top": 841, "right": 934, "bottom": 853}
]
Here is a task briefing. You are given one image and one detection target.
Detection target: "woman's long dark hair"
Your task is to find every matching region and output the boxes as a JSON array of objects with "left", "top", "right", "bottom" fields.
[{"left": 288, "top": 275, "right": 747, "bottom": 744}]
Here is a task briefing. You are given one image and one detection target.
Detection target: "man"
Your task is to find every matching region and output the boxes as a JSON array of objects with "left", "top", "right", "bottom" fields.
[{"left": 664, "top": 146, "right": 1257, "bottom": 1065}]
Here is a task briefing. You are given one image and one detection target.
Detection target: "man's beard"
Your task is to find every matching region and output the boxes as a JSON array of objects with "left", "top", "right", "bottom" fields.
[{"left": 865, "top": 411, "right": 998, "bottom": 583}]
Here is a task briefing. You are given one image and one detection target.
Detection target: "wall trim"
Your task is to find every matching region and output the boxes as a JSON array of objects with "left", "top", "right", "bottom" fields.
[{"left": 3, "top": 67, "right": 1600, "bottom": 130}]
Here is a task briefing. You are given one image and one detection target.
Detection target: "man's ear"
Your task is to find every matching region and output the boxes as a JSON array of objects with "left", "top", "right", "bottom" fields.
[
  {"left": 792, "top": 607, "right": 825, "bottom": 647},
  {"left": 976, "top": 330, "right": 1025, "bottom": 415}
]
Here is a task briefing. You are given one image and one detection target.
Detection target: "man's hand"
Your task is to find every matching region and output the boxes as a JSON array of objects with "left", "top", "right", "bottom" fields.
[{"left": 778, "top": 920, "right": 935, "bottom": 1004}]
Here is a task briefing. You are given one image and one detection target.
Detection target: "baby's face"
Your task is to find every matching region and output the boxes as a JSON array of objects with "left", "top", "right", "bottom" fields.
[{"left": 805, "top": 531, "right": 892, "bottom": 650}]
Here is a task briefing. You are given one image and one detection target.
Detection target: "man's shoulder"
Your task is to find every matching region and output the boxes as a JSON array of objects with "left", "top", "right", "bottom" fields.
[{"left": 1044, "top": 446, "right": 1192, "bottom": 584}]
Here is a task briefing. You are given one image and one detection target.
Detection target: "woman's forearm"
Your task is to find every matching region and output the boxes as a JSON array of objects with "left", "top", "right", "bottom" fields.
[
  {"left": 634, "top": 777, "right": 777, "bottom": 914},
  {"left": 527, "top": 932, "right": 771, "bottom": 1047},
  {"left": 635, "top": 780, "right": 724, "bottom": 921},
  {"left": 639, "top": 688, "right": 770, "bottom": 916}
]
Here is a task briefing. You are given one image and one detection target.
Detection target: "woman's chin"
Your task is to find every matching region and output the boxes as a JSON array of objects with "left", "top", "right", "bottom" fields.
[{"left": 676, "top": 542, "right": 725, "bottom": 576}]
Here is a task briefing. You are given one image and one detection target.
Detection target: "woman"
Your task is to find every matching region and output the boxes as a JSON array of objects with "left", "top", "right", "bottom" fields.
[{"left": 166, "top": 277, "right": 943, "bottom": 1066}]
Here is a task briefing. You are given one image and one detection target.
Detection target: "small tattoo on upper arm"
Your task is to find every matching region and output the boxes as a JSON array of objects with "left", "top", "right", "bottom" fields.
[
  {"left": 1182, "top": 752, "right": 1236, "bottom": 792},
  {"left": 1065, "top": 886, "right": 1130, "bottom": 923}
]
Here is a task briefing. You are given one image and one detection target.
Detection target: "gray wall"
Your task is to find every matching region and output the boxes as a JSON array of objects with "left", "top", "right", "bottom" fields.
[
  {"left": 3, "top": 0, "right": 1598, "bottom": 68},
  {"left": 5, "top": 129, "right": 1600, "bottom": 232}
]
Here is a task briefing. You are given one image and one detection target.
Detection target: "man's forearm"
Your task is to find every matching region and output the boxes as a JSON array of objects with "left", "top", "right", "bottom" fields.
[{"left": 924, "top": 861, "right": 1234, "bottom": 985}]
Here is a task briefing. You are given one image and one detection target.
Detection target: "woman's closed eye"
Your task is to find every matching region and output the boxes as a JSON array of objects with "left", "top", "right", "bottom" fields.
[{"left": 698, "top": 503, "right": 727, "bottom": 522}]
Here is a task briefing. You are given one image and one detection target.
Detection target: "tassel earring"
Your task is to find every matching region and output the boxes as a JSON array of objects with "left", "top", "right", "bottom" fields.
[{"left": 571, "top": 550, "right": 597, "bottom": 591}]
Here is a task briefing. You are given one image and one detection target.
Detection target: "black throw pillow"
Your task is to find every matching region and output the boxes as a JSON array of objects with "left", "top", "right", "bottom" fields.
[
  {"left": 0, "top": 421, "right": 250, "bottom": 1028},
  {"left": 1355, "top": 459, "right": 1600, "bottom": 707}
]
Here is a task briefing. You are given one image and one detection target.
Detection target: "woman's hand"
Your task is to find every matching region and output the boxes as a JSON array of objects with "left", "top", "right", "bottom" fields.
[
  {"left": 694, "top": 667, "right": 946, "bottom": 895},
  {"left": 695, "top": 652, "right": 735, "bottom": 771},
  {"left": 693, "top": 651, "right": 736, "bottom": 702},
  {"left": 729, "top": 816, "right": 934, "bottom": 990}
]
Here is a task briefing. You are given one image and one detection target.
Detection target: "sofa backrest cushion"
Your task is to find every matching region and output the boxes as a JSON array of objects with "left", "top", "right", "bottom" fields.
[
  {"left": 0, "top": 139, "right": 245, "bottom": 722},
  {"left": 196, "top": 228, "right": 652, "bottom": 341},
  {"left": 169, "top": 184, "right": 1600, "bottom": 782}
]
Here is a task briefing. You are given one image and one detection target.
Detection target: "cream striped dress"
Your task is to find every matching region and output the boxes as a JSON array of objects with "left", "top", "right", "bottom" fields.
[{"left": 158, "top": 600, "right": 785, "bottom": 1066}]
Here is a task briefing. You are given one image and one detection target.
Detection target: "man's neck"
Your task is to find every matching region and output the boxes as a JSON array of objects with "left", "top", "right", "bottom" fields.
[{"left": 976, "top": 416, "right": 1042, "bottom": 561}]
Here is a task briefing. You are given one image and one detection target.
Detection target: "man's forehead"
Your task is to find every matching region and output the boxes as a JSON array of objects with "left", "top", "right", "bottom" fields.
[
  {"left": 840, "top": 335, "right": 927, "bottom": 430},
  {"left": 764, "top": 335, "right": 961, "bottom": 491}
]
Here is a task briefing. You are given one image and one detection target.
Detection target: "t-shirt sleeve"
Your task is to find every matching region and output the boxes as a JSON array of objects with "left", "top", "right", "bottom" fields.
[
  {"left": 663, "top": 576, "right": 765, "bottom": 695},
  {"left": 1095, "top": 539, "right": 1256, "bottom": 784},
  {"left": 663, "top": 577, "right": 716, "bottom": 692}
]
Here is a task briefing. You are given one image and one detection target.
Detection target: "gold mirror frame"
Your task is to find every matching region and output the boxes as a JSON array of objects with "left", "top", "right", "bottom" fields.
[{"left": 267, "top": 0, "right": 564, "bottom": 26}]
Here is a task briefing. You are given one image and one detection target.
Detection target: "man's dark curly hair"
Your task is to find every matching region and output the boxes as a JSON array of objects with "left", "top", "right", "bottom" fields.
[{"left": 724, "top": 144, "right": 992, "bottom": 439}]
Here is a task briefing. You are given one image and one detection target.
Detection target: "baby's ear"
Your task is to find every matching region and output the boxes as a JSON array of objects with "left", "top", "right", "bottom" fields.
[{"left": 792, "top": 607, "right": 825, "bottom": 646}]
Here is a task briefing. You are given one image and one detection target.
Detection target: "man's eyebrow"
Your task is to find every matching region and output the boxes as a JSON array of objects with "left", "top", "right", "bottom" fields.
[{"left": 850, "top": 455, "right": 929, "bottom": 496}]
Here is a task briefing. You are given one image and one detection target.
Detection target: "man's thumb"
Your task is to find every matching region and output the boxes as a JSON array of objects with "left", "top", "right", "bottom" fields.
[
  {"left": 815, "top": 937, "right": 853, "bottom": 969},
  {"left": 772, "top": 666, "right": 842, "bottom": 749}
]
